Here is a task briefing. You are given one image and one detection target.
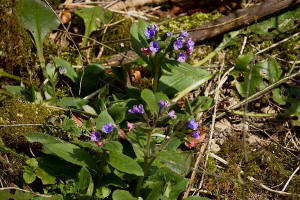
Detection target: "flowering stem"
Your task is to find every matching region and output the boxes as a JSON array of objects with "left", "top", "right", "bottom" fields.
[
  {"left": 135, "top": 131, "right": 152, "bottom": 196},
  {"left": 153, "top": 64, "right": 160, "bottom": 92}
]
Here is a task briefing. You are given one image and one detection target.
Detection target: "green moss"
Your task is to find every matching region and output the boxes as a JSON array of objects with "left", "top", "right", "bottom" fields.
[
  {"left": 205, "top": 135, "right": 300, "bottom": 199},
  {"left": 0, "top": 98, "right": 54, "bottom": 152},
  {"left": 159, "top": 12, "right": 222, "bottom": 33},
  {"left": 0, "top": 0, "right": 33, "bottom": 74},
  {"left": 0, "top": 97, "right": 59, "bottom": 185}
]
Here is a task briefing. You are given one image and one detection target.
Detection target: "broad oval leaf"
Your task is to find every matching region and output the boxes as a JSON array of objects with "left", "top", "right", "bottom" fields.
[
  {"left": 74, "top": 7, "right": 107, "bottom": 47},
  {"left": 53, "top": 57, "right": 78, "bottom": 83},
  {"left": 108, "top": 151, "right": 144, "bottom": 176},
  {"left": 141, "top": 89, "right": 159, "bottom": 114},
  {"left": 96, "top": 110, "right": 115, "bottom": 130},
  {"left": 24, "top": 133, "right": 97, "bottom": 169},
  {"left": 158, "top": 61, "right": 213, "bottom": 102},
  {"left": 112, "top": 190, "right": 138, "bottom": 200},
  {"left": 57, "top": 97, "right": 88, "bottom": 109},
  {"left": 77, "top": 167, "right": 94, "bottom": 195},
  {"left": 18, "top": 0, "right": 60, "bottom": 48}
]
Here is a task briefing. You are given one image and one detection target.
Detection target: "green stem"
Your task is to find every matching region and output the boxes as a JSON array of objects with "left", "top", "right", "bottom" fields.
[
  {"left": 153, "top": 63, "right": 160, "bottom": 92},
  {"left": 135, "top": 132, "right": 152, "bottom": 197}
]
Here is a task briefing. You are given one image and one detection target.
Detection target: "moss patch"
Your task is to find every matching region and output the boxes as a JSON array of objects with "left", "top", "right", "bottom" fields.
[
  {"left": 0, "top": 0, "right": 33, "bottom": 74},
  {"left": 205, "top": 135, "right": 300, "bottom": 199}
]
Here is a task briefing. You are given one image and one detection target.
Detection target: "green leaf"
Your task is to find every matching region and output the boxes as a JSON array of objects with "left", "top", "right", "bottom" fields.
[
  {"left": 44, "top": 143, "right": 97, "bottom": 169},
  {"left": 102, "top": 141, "right": 123, "bottom": 153},
  {"left": 248, "top": 6, "right": 300, "bottom": 36},
  {"left": 17, "top": 0, "right": 59, "bottom": 43},
  {"left": 100, "top": 173, "right": 127, "bottom": 188},
  {"left": 108, "top": 103, "right": 127, "bottom": 124},
  {"left": 23, "top": 166, "right": 36, "bottom": 184},
  {"left": 95, "top": 186, "right": 111, "bottom": 199},
  {"left": 108, "top": 151, "right": 144, "bottom": 176},
  {"left": 158, "top": 61, "right": 213, "bottom": 102},
  {"left": 25, "top": 132, "right": 64, "bottom": 145},
  {"left": 257, "top": 59, "right": 282, "bottom": 83},
  {"left": 79, "top": 62, "right": 107, "bottom": 96},
  {"left": 53, "top": 57, "right": 77, "bottom": 82},
  {"left": 36, "top": 167, "right": 56, "bottom": 185},
  {"left": 24, "top": 133, "right": 97, "bottom": 169},
  {"left": 96, "top": 110, "right": 115, "bottom": 130},
  {"left": 26, "top": 158, "right": 38, "bottom": 169},
  {"left": 112, "top": 190, "right": 138, "bottom": 200},
  {"left": 157, "top": 150, "right": 192, "bottom": 175},
  {"left": 286, "top": 102, "right": 300, "bottom": 126},
  {"left": 231, "top": 54, "right": 262, "bottom": 98},
  {"left": 57, "top": 97, "right": 88, "bottom": 109},
  {"left": 191, "top": 96, "right": 213, "bottom": 113},
  {"left": 17, "top": 0, "right": 60, "bottom": 68},
  {"left": 130, "top": 19, "right": 150, "bottom": 64},
  {"left": 145, "top": 167, "right": 188, "bottom": 200},
  {"left": 77, "top": 167, "right": 94, "bottom": 196},
  {"left": 141, "top": 89, "right": 160, "bottom": 114},
  {"left": 272, "top": 88, "right": 286, "bottom": 105},
  {"left": 37, "top": 155, "right": 79, "bottom": 178},
  {"left": 74, "top": 7, "right": 105, "bottom": 47}
]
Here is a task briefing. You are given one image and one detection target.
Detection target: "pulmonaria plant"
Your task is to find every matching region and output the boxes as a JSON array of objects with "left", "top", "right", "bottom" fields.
[{"left": 139, "top": 23, "right": 195, "bottom": 92}]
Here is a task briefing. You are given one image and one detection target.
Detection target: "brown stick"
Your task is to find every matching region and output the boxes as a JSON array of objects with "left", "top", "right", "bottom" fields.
[
  {"left": 105, "top": 0, "right": 300, "bottom": 66},
  {"left": 183, "top": 142, "right": 207, "bottom": 199},
  {"left": 189, "top": 0, "right": 300, "bottom": 42}
]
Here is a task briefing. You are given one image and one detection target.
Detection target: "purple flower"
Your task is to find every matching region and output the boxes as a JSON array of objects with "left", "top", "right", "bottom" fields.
[
  {"left": 177, "top": 52, "right": 187, "bottom": 62},
  {"left": 127, "top": 121, "right": 135, "bottom": 131},
  {"left": 168, "top": 110, "right": 177, "bottom": 119},
  {"left": 90, "top": 131, "right": 101, "bottom": 141},
  {"left": 128, "top": 104, "right": 144, "bottom": 114},
  {"left": 158, "top": 100, "right": 170, "bottom": 108},
  {"left": 166, "top": 32, "right": 172, "bottom": 37},
  {"left": 164, "top": 101, "right": 170, "bottom": 108},
  {"left": 141, "top": 47, "right": 151, "bottom": 56},
  {"left": 180, "top": 30, "right": 189, "bottom": 37},
  {"left": 145, "top": 24, "right": 158, "bottom": 39},
  {"left": 102, "top": 123, "right": 114, "bottom": 133},
  {"left": 192, "top": 131, "right": 200, "bottom": 139},
  {"left": 158, "top": 100, "right": 165, "bottom": 108},
  {"left": 188, "top": 120, "right": 198, "bottom": 130},
  {"left": 185, "top": 38, "right": 194, "bottom": 55},
  {"left": 149, "top": 41, "right": 160, "bottom": 53},
  {"left": 173, "top": 37, "right": 184, "bottom": 50}
]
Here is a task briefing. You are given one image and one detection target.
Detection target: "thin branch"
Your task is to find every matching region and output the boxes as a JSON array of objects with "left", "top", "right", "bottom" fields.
[
  {"left": 215, "top": 70, "right": 300, "bottom": 120},
  {"left": 0, "top": 187, "right": 52, "bottom": 198},
  {"left": 255, "top": 31, "right": 300, "bottom": 55},
  {"left": 183, "top": 142, "right": 207, "bottom": 199},
  {"left": 282, "top": 166, "right": 300, "bottom": 192},
  {"left": 248, "top": 177, "right": 300, "bottom": 197},
  {"left": 42, "top": 0, "right": 85, "bottom": 95}
]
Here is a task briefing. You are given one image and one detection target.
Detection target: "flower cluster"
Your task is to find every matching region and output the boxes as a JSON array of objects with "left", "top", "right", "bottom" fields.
[
  {"left": 90, "top": 131, "right": 102, "bottom": 146},
  {"left": 102, "top": 123, "right": 114, "bottom": 134},
  {"left": 141, "top": 24, "right": 160, "bottom": 55},
  {"left": 158, "top": 100, "right": 170, "bottom": 108},
  {"left": 168, "top": 110, "right": 177, "bottom": 119},
  {"left": 90, "top": 123, "right": 115, "bottom": 146},
  {"left": 145, "top": 24, "right": 158, "bottom": 39},
  {"left": 173, "top": 30, "right": 195, "bottom": 62},
  {"left": 128, "top": 104, "right": 144, "bottom": 114},
  {"left": 187, "top": 120, "right": 201, "bottom": 139}
]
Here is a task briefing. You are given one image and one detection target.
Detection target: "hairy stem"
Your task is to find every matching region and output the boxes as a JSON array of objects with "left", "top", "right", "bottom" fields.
[{"left": 135, "top": 132, "right": 152, "bottom": 196}]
